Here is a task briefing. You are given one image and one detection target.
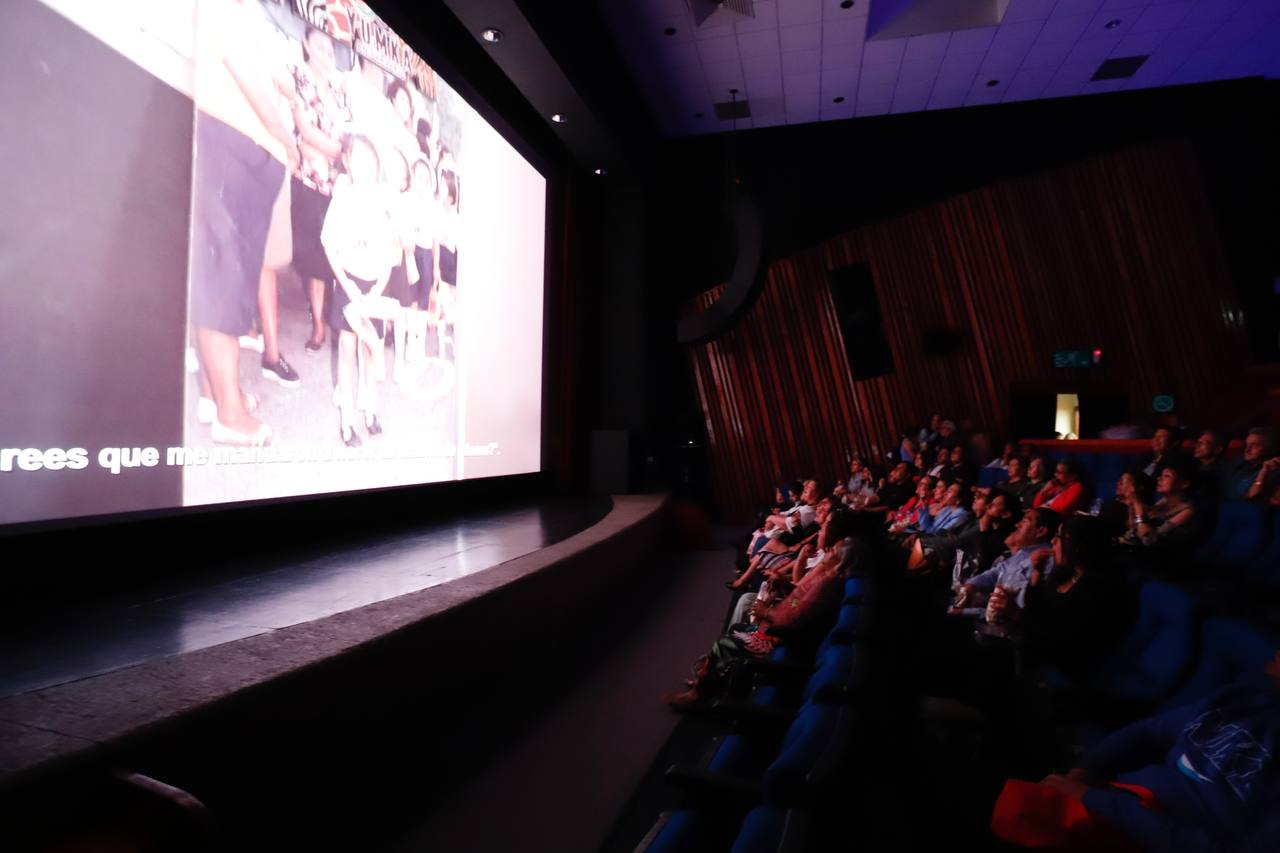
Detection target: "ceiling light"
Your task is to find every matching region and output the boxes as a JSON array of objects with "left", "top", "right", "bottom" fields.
[
  {"left": 594, "top": 168, "right": 607, "bottom": 176},
  {"left": 551, "top": 113, "right": 567, "bottom": 124},
  {"left": 694, "top": 112, "right": 704, "bottom": 118},
  {"left": 833, "top": 96, "right": 845, "bottom": 103},
  {"left": 986, "top": 79, "right": 999, "bottom": 87},
  {"left": 1105, "top": 18, "right": 1122, "bottom": 29},
  {"left": 840, "top": 0, "right": 855, "bottom": 8},
  {"left": 480, "top": 28, "right": 503, "bottom": 43},
  {"left": 663, "top": 26, "right": 677, "bottom": 36}
]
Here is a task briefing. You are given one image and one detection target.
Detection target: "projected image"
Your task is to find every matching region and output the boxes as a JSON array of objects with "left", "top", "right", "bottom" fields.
[{"left": 0, "top": 0, "right": 545, "bottom": 527}]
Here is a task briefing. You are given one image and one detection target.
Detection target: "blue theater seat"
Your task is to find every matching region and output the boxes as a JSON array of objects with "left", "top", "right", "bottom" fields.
[
  {"left": 730, "top": 806, "right": 807, "bottom": 853},
  {"left": 636, "top": 810, "right": 733, "bottom": 853},
  {"left": 1194, "top": 502, "right": 1271, "bottom": 572},
  {"left": 1245, "top": 522, "right": 1280, "bottom": 587},
  {"left": 1162, "top": 618, "right": 1279, "bottom": 710},
  {"left": 1090, "top": 581, "right": 1198, "bottom": 704}
]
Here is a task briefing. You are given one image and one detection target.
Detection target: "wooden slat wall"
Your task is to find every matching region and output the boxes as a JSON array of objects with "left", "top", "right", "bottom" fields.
[{"left": 688, "top": 140, "right": 1250, "bottom": 521}]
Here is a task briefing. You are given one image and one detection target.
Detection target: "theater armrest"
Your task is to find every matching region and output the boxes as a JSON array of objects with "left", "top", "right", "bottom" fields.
[
  {"left": 739, "top": 657, "right": 817, "bottom": 683},
  {"left": 707, "top": 698, "right": 797, "bottom": 731},
  {"left": 664, "top": 764, "right": 765, "bottom": 806}
]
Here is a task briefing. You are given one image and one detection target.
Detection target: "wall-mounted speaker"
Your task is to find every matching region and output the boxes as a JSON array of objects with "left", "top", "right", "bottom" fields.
[{"left": 828, "top": 264, "right": 894, "bottom": 381}]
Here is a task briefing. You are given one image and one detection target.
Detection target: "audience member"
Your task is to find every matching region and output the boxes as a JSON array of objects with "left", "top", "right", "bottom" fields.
[
  {"left": 1013, "top": 649, "right": 1280, "bottom": 851},
  {"left": 1098, "top": 469, "right": 1153, "bottom": 538},
  {"left": 985, "top": 441, "right": 1020, "bottom": 470},
  {"left": 1229, "top": 427, "right": 1279, "bottom": 502},
  {"left": 1020, "top": 516, "right": 1134, "bottom": 679},
  {"left": 1141, "top": 425, "right": 1183, "bottom": 479},
  {"left": 1191, "top": 428, "right": 1228, "bottom": 503},
  {"left": 1118, "top": 459, "right": 1199, "bottom": 563},
  {"left": 1033, "top": 458, "right": 1087, "bottom": 516},
  {"left": 952, "top": 508, "right": 1060, "bottom": 619},
  {"left": 940, "top": 445, "right": 976, "bottom": 484},
  {"left": 917, "top": 481, "right": 973, "bottom": 534},
  {"left": 861, "top": 461, "right": 916, "bottom": 515}
]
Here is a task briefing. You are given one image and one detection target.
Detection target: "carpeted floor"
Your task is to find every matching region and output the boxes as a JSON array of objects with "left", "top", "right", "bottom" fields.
[{"left": 383, "top": 545, "right": 735, "bottom": 853}]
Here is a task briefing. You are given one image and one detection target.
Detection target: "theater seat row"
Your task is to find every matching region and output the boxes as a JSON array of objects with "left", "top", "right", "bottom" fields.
[{"left": 635, "top": 576, "right": 884, "bottom": 852}]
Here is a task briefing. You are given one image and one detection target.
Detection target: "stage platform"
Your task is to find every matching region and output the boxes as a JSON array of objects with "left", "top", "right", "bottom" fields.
[{"left": 0, "top": 494, "right": 667, "bottom": 790}]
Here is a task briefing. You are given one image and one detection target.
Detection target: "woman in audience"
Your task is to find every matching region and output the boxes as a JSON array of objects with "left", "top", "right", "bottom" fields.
[
  {"left": 669, "top": 514, "right": 861, "bottom": 711},
  {"left": 1033, "top": 458, "right": 1087, "bottom": 515},
  {"left": 1021, "top": 516, "right": 1134, "bottom": 679},
  {"left": 890, "top": 475, "right": 936, "bottom": 535},
  {"left": 1001, "top": 455, "right": 1045, "bottom": 509},
  {"left": 1098, "top": 469, "right": 1153, "bottom": 537},
  {"left": 1118, "top": 459, "right": 1199, "bottom": 558}
]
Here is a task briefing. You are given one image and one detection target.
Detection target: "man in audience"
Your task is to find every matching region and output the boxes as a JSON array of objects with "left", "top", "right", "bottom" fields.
[
  {"left": 1142, "top": 425, "right": 1184, "bottom": 478},
  {"left": 994, "top": 455, "right": 1038, "bottom": 508},
  {"left": 941, "top": 444, "right": 976, "bottom": 484},
  {"left": 1012, "top": 648, "right": 1280, "bottom": 851},
  {"left": 918, "top": 481, "right": 973, "bottom": 534},
  {"left": 935, "top": 419, "right": 962, "bottom": 450},
  {"left": 951, "top": 508, "right": 1060, "bottom": 619},
  {"left": 1229, "top": 427, "right": 1279, "bottom": 502},
  {"left": 860, "top": 461, "right": 916, "bottom": 515},
  {"left": 1033, "top": 459, "right": 1087, "bottom": 516},
  {"left": 1192, "top": 428, "right": 1229, "bottom": 503}
]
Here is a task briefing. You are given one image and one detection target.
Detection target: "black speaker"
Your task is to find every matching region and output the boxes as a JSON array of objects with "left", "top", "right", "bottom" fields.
[
  {"left": 828, "top": 264, "right": 894, "bottom": 381},
  {"left": 922, "top": 326, "right": 965, "bottom": 357}
]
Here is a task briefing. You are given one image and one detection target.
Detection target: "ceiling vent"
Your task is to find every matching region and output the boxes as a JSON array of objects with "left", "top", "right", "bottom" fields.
[
  {"left": 690, "top": 0, "right": 755, "bottom": 29},
  {"left": 1092, "top": 55, "right": 1150, "bottom": 81},
  {"left": 713, "top": 98, "right": 751, "bottom": 120}
]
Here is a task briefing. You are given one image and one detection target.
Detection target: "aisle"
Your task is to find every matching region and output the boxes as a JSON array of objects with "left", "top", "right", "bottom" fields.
[{"left": 385, "top": 546, "right": 733, "bottom": 853}]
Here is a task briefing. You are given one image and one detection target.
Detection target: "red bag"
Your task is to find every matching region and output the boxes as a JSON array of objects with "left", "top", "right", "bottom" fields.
[{"left": 990, "top": 779, "right": 1158, "bottom": 850}]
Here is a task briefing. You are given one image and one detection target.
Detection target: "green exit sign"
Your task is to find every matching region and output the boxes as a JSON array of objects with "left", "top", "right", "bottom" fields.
[{"left": 1153, "top": 395, "right": 1175, "bottom": 413}]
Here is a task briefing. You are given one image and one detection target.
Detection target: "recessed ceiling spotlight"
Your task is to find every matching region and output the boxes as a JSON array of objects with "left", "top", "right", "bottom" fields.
[
  {"left": 1105, "top": 18, "right": 1122, "bottom": 29},
  {"left": 986, "top": 79, "right": 999, "bottom": 87},
  {"left": 663, "top": 26, "right": 677, "bottom": 36},
  {"left": 840, "top": 0, "right": 855, "bottom": 8},
  {"left": 480, "top": 28, "right": 503, "bottom": 44},
  {"left": 594, "top": 168, "right": 607, "bottom": 176},
  {"left": 694, "top": 112, "right": 704, "bottom": 118},
  {"left": 551, "top": 113, "right": 567, "bottom": 124},
  {"left": 833, "top": 96, "right": 845, "bottom": 103}
]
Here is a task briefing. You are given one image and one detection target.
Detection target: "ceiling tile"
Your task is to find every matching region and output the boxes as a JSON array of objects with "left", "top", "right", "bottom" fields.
[
  {"left": 990, "top": 19, "right": 1048, "bottom": 52},
  {"left": 787, "top": 87, "right": 821, "bottom": 110},
  {"left": 928, "top": 90, "right": 968, "bottom": 109},
  {"left": 692, "top": 22, "right": 740, "bottom": 41},
  {"left": 1130, "top": 2, "right": 1194, "bottom": 33},
  {"left": 1084, "top": 10, "right": 1136, "bottom": 39},
  {"left": 703, "top": 60, "right": 746, "bottom": 88},
  {"left": 1081, "top": 77, "right": 1128, "bottom": 93},
  {"left": 898, "top": 58, "right": 944, "bottom": 82},
  {"left": 822, "top": 42, "right": 864, "bottom": 69},
  {"left": 1042, "top": 80, "right": 1084, "bottom": 98},
  {"left": 697, "top": 35, "right": 741, "bottom": 63},
  {"left": 1037, "top": 13, "right": 1096, "bottom": 43},
  {"left": 780, "top": 23, "right": 822, "bottom": 52},
  {"left": 745, "top": 75, "right": 784, "bottom": 97},
  {"left": 1182, "top": 0, "right": 1247, "bottom": 28},
  {"left": 782, "top": 49, "right": 822, "bottom": 74},
  {"left": 1236, "top": 0, "right": 1280, "bottom": 25},
  {"left": 1022, "top": 40, "right": 1077, "bottom": 68},
  {"left": 753, "top": 113, "right": 787, "bottom": 128},
  {"left": 784, "top": 71, "right": 822, "bottom": 96},
  {"left": 939, "top": 52, "right": 985, "bottom": 76},
  {"left": 904, "top": 32, "right": 952, "bottom": 62},
  {"left": 778, "top": 0, "right": 823, "bottom": 25},
  {"left": 1052, "top": 0, "right": 1105, "bottom": 17},
  {"left": 734, "top": 5, "right": 779, "bottom": 33},
  {"left": 863, "top": 38, "right": 907, "bottom": 65},
  {"left": 947, "top": 26, "right": 998, "bottom": 54},
  {"left": 860, "top": 63, "right": 902, "bottom": 85},
  {"left": 1005, "top": 0, "right": 1059, "bottom": 23},
  {"left": 821, "top": 66, "right": 862, "bottom": 92},
  {"left": 1098, "top": 0, "right": 1151, "bottom": 12},
  {"left": 855, "top": 102, "right": 892, "bottom": 116},
  {"left": 660, "top": 40, "right": 704, "bottom": 68},
  {"left": 1113, "top": 30, "right": 1170, "bottom": 56},
  {"left": 857, "top": 78, "right": 898, "bottom": 101},
  {"left": 824, "top": 17, "right": 869, "bottom": 44},
  {"left": 890, "top": 93, "right": 931, "bottom": 113},
  {"left": 737, "top": 28, "right": 779, "bottom": 58}
]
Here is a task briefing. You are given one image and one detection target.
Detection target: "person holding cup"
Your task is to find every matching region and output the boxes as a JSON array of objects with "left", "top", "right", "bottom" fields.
[{"left": 951, "top": 507, "right": 1061, "bottom": 620}]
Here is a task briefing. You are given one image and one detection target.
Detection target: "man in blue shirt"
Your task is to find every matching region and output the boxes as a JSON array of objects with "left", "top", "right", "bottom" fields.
[{"left": 952, "top": 507, "right": 1060, "bottom": 614}]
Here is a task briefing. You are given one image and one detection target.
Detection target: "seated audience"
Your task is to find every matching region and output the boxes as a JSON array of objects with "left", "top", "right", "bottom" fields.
[
  {"left": 1141, "top": 425, "right": 1184, "bottom": 479},
  {"left": 993, "top": 455, "right": 1034, "bottom": 504},
  {"left": 985, "top": 441, "right": 1020, "bottom": 470},
  {"left": 861, "top": 461, "right": 916, "bottom": 514},
  {"left": 935, "top": 418, "right": 962, "bottom": 450},
  {"left": 731, "top": 496, "right": 833, "bottom": 590},
  {"left": 919, "top": 414, "right": 942, "bottom": 451},
  {"left": 1008, "top": 648, "right": 1280, "bottom": 852},
  {"left": 952, "top": 507, "right": 1060, "bottom": 618},
  {"left": 910, "top": 489, "right": 1018, "bottom": 582},
  {"left": 889, "top": 474, "right": 937, "bottom": 533},
  {"left": 835, "top": 454, "right": 876, "bottom": 508},
  {"left": 940, "top": 444, "right": 976, "bottom": 484},
  {"left": 1229, "top": 427, "right": 1279, "bottom": 502},
  {"left": 746, "top": 478, "right": 819, "bottom": 555},
  {"left": 1020, "top": 516, "right": 1134, "bottom": 679},
  {"left": 1033, "top": 458, "right": 1087, "bottom": 516},
  {"left": 1191, "top": 428, "right": 1229, "bottom": 503},
  {"left": 1118, "top": 458, "right": 1199, "bottom": 560},
  {"left": 669, "top": 513, "right": 862, "bottom": 710},
  {"left": 917, "top": 480, "right": 973, "bottom": 534},
  {"left": 1005, "top": 456, "right": 1048, "bottom": 509},
  {"left": 1098, "top": 469, "right": 1154, "bottom": 538},
  {"left": 926, "top": 446, "right": 949, "bottom": 478}
]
